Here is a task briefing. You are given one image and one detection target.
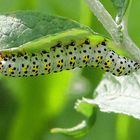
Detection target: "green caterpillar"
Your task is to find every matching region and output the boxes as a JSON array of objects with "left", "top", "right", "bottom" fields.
[{"left": 0, "top": 29, "right": 139, "bottom": 77}]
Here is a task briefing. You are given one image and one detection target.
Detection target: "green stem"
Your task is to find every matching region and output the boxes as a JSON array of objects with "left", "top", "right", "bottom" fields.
[
  {"left": 116, "top": 115, "right": 130, "bottom": 140},
  {"left": 86, "top": 0, "right": 121, "bottom": 44}
]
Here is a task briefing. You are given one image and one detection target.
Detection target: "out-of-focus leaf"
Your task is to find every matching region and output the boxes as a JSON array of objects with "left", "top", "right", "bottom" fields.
[
  {"left": 6, "top": 71, "right": 74, "bottom": 140},
  {"left": 51, "top": 101, "right": 97, "bottom": 137},
  {"left": 51, "top": 105, "right": 96, "bottom": 138},
  {"left": 0, "top": 80, "right": 17, "bottom": 140},
  {"left": 75, "top": 98, "right": 96, "bottom": 118},
  {"left": 111, "top": 0, "right": 130, "bottom": 22},
  {"left": 82, "top": 71, "right": 140, "bottom": 119},
  {"left": 51, "top": 120, "right": 88, "bottom": 138}
]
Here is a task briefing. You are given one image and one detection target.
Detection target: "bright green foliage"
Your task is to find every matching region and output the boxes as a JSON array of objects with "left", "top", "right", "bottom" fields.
[{"left": 0, "top": 1, "right": 139, "bottom": 140}]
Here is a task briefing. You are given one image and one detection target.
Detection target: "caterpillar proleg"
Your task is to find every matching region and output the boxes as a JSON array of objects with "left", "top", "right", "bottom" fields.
[{"left": 0, "top": 29, "right": 139, "bottom": 77}]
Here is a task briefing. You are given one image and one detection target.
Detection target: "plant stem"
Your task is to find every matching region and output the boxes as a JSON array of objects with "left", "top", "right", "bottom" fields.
[
  {"left": 86, "top": 0, "right": 121, "bottom": 44},
  {"left": 122, "top": 20, "right": 140, "bottom": 62},
  {"left": 86, "top": 0, "right": 140, "bottom": 63}
]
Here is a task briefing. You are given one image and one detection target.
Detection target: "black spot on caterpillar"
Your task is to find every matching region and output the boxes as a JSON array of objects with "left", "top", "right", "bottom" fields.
[{"left": 0, "top": 29, "right": 139, "bottom": 77}]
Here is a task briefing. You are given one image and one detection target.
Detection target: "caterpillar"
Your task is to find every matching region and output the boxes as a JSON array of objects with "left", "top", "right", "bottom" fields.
[{"left": 0, "top": 29, "right": 139, "bottom": 77}]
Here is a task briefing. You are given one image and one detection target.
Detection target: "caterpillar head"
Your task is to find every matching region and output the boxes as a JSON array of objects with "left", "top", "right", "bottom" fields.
[{"left": 112, "top": 58, "right": 140, "bottom": 76}]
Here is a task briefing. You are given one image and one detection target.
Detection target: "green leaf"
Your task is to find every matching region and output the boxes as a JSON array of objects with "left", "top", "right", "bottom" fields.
[
  {"left": 111, "top": 0, "right": 130, "bottom": 22},
  {"left": 75, "top": 98, "right": 96, "bottom": 118},
  {"left": 0, "top": 11, "right": 92, "bottom": 49},
  {"left": 51, "top": 120, "right": 88, "bottom": 138},
  {"left": 51, "top": 100, "right": 97, "bottom": 137},
  {"left": 51, "top": 106, "right": 97, "bottom": 138}
]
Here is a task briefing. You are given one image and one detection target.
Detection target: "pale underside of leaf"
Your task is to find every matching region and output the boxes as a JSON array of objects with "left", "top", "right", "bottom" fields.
[{"left": 82, "top": 70, "right": 140, "bottom": 119}]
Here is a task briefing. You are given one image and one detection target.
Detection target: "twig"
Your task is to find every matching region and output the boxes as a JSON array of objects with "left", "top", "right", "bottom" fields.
[
  {"left": 122, "top": 20, "right": 140, "bottom": 62},
  {"left": 86, "top": 0, "right": 140, "bottom": 62},
  {"left": 86, "top": 0, "right": 121, "bottom": 44}
]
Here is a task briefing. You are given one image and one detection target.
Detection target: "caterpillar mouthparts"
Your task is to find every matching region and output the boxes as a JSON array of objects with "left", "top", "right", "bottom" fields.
[{"left": 0, "top": 29, "right": 139, "bottom": 77}]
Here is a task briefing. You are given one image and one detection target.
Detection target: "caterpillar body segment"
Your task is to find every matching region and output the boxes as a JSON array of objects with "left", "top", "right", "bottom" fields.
[{"left": 0, "top": 29, "right": 139, "bottom": 77}]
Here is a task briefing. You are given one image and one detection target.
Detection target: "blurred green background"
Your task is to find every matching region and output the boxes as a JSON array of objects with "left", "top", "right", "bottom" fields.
[{"left": 0, "top": 0, "right": 140, "bottom": 140}]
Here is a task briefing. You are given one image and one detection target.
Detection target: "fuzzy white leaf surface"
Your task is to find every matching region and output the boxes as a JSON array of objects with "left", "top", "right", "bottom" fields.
[{"left": 83, "top": 71, "right": 140, "bottom": 119}]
